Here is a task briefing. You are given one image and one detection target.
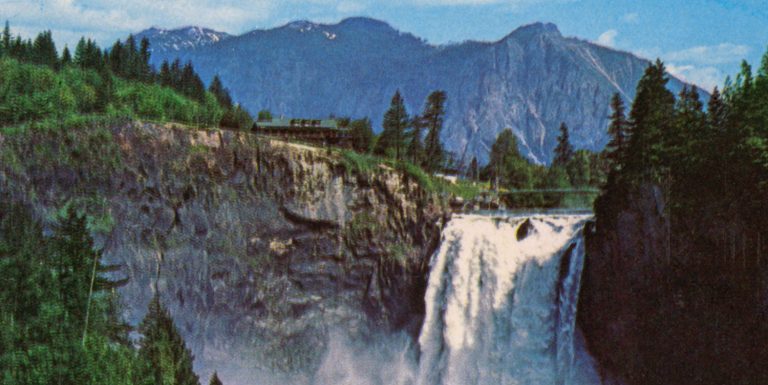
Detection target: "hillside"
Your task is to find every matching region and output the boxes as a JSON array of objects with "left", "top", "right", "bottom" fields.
[
  {"left": 0, "top": 119, "right": 447, "bottom": 384},
  {"left": 137, "top": 17, "right": 697, "bottom": 164}
]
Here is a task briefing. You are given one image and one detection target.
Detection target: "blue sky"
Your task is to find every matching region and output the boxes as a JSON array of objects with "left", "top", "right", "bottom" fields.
[{"left": 2, "top": 0, "right": 766, "bottom": 90}]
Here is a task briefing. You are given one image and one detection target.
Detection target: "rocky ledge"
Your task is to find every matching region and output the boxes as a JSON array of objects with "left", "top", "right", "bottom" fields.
[{"left": 0, "top": 120, "right": 448, "bottom": 382}]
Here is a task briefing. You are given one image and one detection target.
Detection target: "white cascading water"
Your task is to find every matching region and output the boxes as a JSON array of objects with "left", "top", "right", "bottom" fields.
[{"left": 416, "top": 214, "right": 601, "bottom": 385}]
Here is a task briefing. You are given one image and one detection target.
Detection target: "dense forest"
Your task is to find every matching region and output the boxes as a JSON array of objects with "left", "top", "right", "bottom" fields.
[
  {"left": 0, "top": 23, "right": 242, "bottom": 385},
  {"left": 0, "top": 22, "right": 251, "bottom": 130},
  {"left": 0, "top": 203, "right": 221, "bottom": 385},
  {"left": 588, "top": 50, "right": 768, "bottom": 384}
]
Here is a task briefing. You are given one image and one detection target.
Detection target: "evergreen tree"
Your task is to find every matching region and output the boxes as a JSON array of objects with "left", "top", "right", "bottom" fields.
[
  {"left": 468, "top": 156, "right": 479, "bottom": 182},
  {"left": 208, "top": 75, "right": 233, "bottom": 109},
  {"left": 139, "top": 37, "right": 152, "bottom": 82},
  {"left": 181, "top": 61, "right": 206, "bottom": 102},
  {"left": 2, "top": 21, "right": 10, "bottom": 55},
  {"left": 139, "top": 295, "right": 201, "bottom": 385},
  {"left": 486, "top": 128, "right": 533, "bottom": 189},
  {"left": 553, "top": 122, "right": 575, "bottom": 167},
  {"left": 406, "top": 115, "right": 424, "bottom": 164},
  {"left": 606, "top": 93, "right": 628, "bottom": 168},
  {"left": 0, "top": 204, "right": 139, "bottom": 385},
  {"left": 349, "top": 118, "right": 374, "bottom": 153},
  {"left": 421, "top": 90, "right": 447, "bottom": 172},
  {"left": 109, "top": 40, "right": 124, "bottom": 76},
  {"left": 374, "top": 90, "right": 409, "bottom": 160},
  {"left": 707, "top": 87, "right": 727, "bottom": 133},
  {"left": 209, "top": 372, "right": 223, "bottom": 385},
  {"left": 159, "top": 60, "right": 172, "bottom": 87},
  {"left": 32, "top": 30, "right": 57, "bottom": 68},
  {"left": 60, "top": 45, "right": 72, "bottom": 66},
  {"left": 257, "top": 109, "right": 273, "bottom": 121},
  {"left": 167, "top": 59, "right": 183, "bottom": 93},
  {"left": 125, "top": 34, "right": 139, "bottom": 79},
  {"left": 623, "top": 59, "right": 676, "bottom": 182},
  {"left": 219, "top": 104, "right": 253, "bottom": 130}
]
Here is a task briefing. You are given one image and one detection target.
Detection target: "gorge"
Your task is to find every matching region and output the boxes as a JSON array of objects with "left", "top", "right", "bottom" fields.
[{"left": 1, "top": 120, "right": 601, "bottom": 384}]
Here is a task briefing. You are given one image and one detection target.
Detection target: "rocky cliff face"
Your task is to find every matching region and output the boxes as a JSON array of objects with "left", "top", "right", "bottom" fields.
[
  {"left": 137, "top": 18, "right": 698, "bottom": 164},
  {"left": 0, "top": 120, "right": 446, "bottom": 384},
  {"left": 578, "top": 185, "right": 768, "bottom": 385}
]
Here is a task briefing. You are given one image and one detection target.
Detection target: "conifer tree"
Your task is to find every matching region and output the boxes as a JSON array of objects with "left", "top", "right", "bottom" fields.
[
  {"left": 421, "top": 90, "right": 447, "bottom": 172},
  {"left": 606, "top": 93, "right": 628, "bottom": 168},
  {"left": 707, "top": 87, "right": 727, "bottom": 133},
  {"left": 139, "top": 37, "right": 152, "bottom": 82},
  {"left": 406, "top": 116, "right": 424, "bottom": 164},
  {"left": 139, "top": 295, "right": 201, "bottom": 385},
  {"left": 32, "top": 30, "right": 57, "bottom": 68},
  {"left": 209, "top": 372, "right": 223, "bottom": 385},
  {"left": 349, "top": 118, "right": 374, "bottom": 153},
  {"left": 2, "top": 21, "right": 10, "bottom": 55},
  {"left": 623, "top": 59, "right": 676, "bottom": 182},
  {"left": 181, "top": 61, "right": 206, "bottom": 102},
  {"left": 60, "top": 45, "right": 72, "bottom": 66},
  {"left": 208, "top": 75, "right": 233, "bottom": 109},
  {"left": 109, "top": 40, "right": 124, "bottom": 75},
  {"left": 468, "top": 156, "right": 479, "bottom": 181},
  {"left": 375, "top": 90, "right": 409, "bottom": 160},
  {"left": 553, "top": 122, "right": 575, "bottom": 167},
  {"left": 487, "top": 129, "right": 533, "bottom": 189}
]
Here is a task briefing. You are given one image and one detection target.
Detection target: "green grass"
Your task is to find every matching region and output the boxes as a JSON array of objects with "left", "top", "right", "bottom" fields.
[
  {"left": 336, "top": 149, "right": 484, "bottom": 202},
  {"left": 339, "top": 149, "right": 383, "bottom": 175}
]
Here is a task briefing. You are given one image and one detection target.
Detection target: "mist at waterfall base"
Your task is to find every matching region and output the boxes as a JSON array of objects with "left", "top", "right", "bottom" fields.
[{"left": 246, "top": 214, "right": 602, "bottom": 385}]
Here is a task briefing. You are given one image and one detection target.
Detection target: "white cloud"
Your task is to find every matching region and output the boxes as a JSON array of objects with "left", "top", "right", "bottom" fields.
[
  {"left": 336, "top": 1, "right": 367, "bottom": 13},
  {"left": 665, "top": 43, "right": 751, "bottom": 65},
  {"left": 1, "top": 0, "right": 274, "bottom": 48},
  {"left": 596, "top": 29, "right": 618, "bottom": 48},
  {"left": 622, "top": 12, "right": 639, "bottom": 23},
  {"left": 666, "top": 63, "right": 723, "bottom": 92}
]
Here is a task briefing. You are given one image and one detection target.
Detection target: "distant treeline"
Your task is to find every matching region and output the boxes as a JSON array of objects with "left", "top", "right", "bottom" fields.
[{"left": 0, "top": 22, "right": 252, "bottom": 130}]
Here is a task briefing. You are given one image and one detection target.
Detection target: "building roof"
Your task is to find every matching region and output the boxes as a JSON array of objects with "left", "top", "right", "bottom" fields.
[{"left": 256, "top": 118, "right": 338, "bottom": 130}]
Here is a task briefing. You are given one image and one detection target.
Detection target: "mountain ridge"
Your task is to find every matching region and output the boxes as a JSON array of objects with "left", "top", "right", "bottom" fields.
[{"left": 135, "top": 17, "right": 699, "bottom": 164}]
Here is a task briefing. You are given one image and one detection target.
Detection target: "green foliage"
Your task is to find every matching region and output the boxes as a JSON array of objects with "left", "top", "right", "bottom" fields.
[
  {"left": 600, "top": 51, "right": 768, "bottom": 261},
  {"left": 257, "top": 109, "right": 273, "bottom": 121},
  {"left": 484, "top": 128, "right": 535, "bottom": 189},
  {"left": 406, "top": 116, "right": 424, "bottom": 164},
  {"left": 138, "top": 295, "right": 201, "bottom": 385},
  {"left": 605, "top": 92, "right": 628, "bottom": 168},
  {"left": 0, "top": 203, "right": 141, "bottom": 385},
  {"left": 340, "top": 149, "right": 384, "bottom": 175},
  {"left": 374, "top": 90, "right": 409, "bottom": 160},
  {"left": 0, "top": 23, "right": 235, "bottom": 130},
  {"left": 209, "top": 372, "right": 223, "bottom": 385},
  {"left": 623, "top": 59, "right": 676, "bottom": 182},
  {"left": 348, "top": 117, "right": 374, "bottom": 153},
  {"left": 420, "top": 90, "right": 447, "bottom": 172},
  {"left": 208, "top": 75, "right": 233, "bottom": 109},
  {"left": 553, "top": 122, "right": 575, "bottom": 168},
  {"left": 220, "top": 104, "right": 254, "bottom": 130}
]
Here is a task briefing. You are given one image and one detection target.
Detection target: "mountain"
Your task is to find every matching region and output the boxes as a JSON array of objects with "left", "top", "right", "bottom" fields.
[
  {"left": 136, "top": 18, "right": 697, "bottom": 164},
  {"left": 135, "top": 26, "right": 231, "bottom": 53}
]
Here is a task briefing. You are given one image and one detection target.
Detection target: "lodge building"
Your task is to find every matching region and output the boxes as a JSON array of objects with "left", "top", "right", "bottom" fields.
[{"left": 252, "top": 118, "right": 351, "bottom": 147}]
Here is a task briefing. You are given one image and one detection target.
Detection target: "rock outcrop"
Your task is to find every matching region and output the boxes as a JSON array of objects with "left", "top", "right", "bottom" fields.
[
  {"left": 0, "top": 120, "right": 447, "bottom": 383},
  {"left": 578, "top": 184, "right": 768, "bottom": 385}
]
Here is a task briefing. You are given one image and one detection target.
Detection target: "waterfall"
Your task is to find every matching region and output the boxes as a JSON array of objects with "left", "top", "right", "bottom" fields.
[{"left": 416, "top": 214, "right": 600, "bottom": 385}]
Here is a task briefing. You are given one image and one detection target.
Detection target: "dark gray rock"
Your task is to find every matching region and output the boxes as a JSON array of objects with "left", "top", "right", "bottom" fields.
[{"left": 0, "top": 122, "right": 447, "bottom": 384}]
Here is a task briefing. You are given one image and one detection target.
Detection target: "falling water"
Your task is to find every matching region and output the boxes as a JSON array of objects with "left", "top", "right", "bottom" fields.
[{"left": 416, "top": 213, "right": 600, "bottom": 385}]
